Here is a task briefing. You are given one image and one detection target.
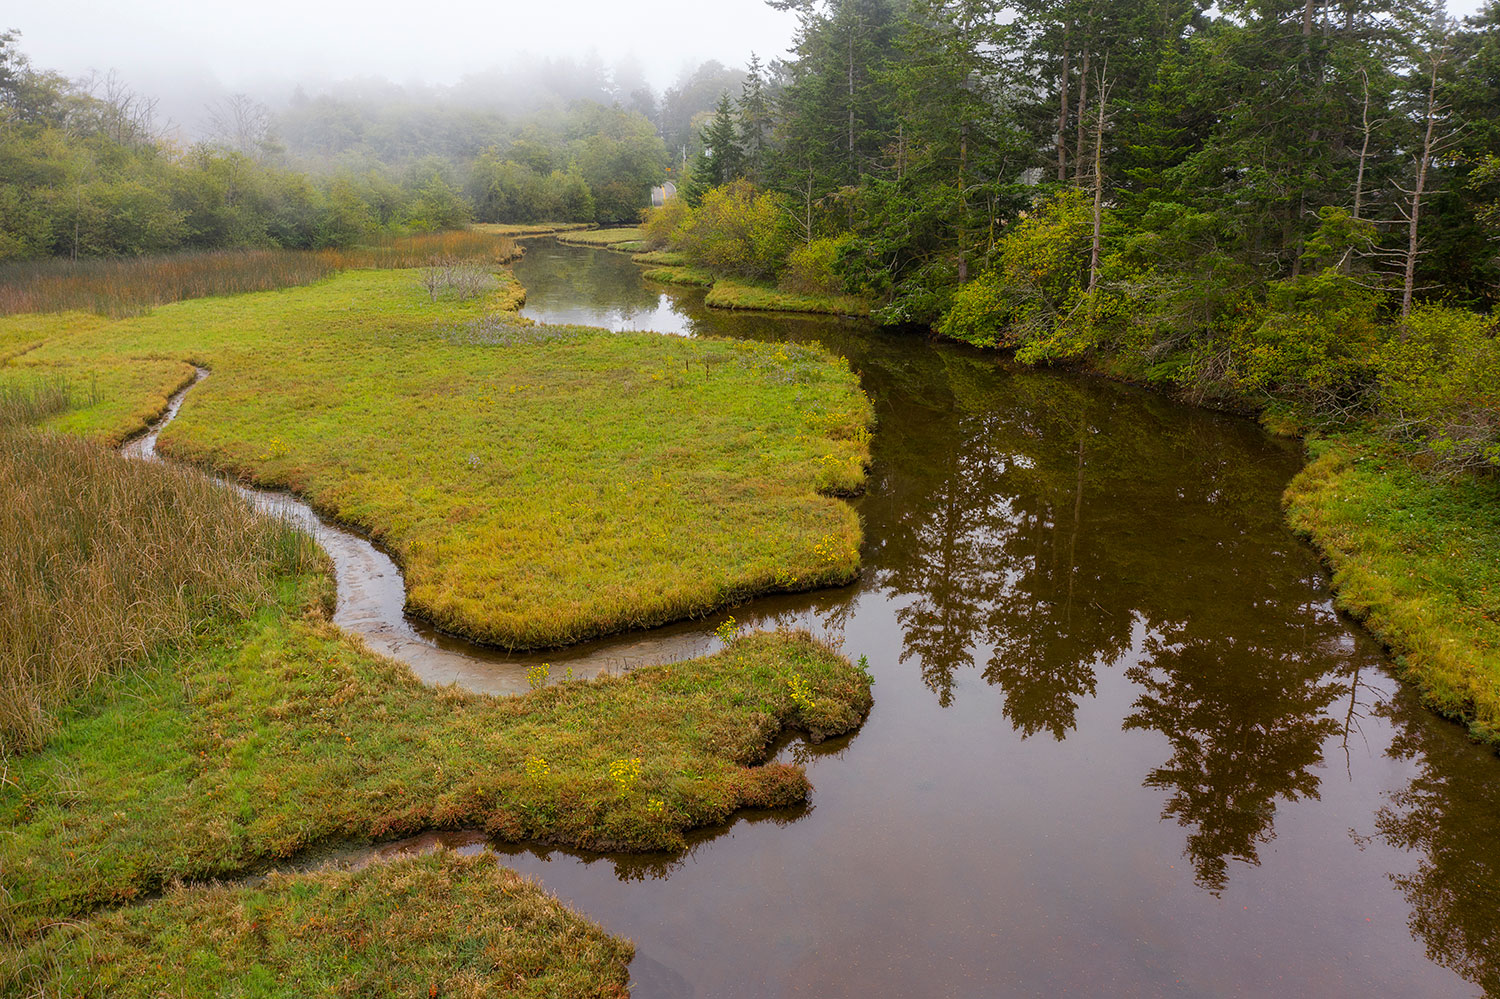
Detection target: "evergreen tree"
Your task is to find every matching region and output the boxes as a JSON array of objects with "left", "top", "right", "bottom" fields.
[
  {"left": 767, "top": 0, "right": 907, "bottom": 198},
  {"left": 737, "top": 54, "right": 774, "bottom": 182},
  {"left": 683, "top": 92, "right": 744, "bottom": 204}
]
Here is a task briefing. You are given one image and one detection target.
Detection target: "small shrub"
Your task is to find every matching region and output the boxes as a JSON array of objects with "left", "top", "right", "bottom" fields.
[
  {"left": 779, "top": 237, "right": 849, "bottom": 296},
  {"left": 641, "top": 198, "right": 692, "bottom": 249},
  {"left": 419, "top": 258, "right": 499, "bottom": 302},
  {"left": 676, "top": 181, "right": 794, "bottom": 280},
  {"left": 1377, "top": 304, "right": 1500, "bottom": 473}
]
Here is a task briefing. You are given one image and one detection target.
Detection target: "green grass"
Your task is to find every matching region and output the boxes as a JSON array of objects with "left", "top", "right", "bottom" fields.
[
  {"left": 706, "top": 278, "right": 873, "bottom": 318},
  {"left": 556, "top": 227, "right": 645, "bottom": 250},
  {"left": 0, "top": 232, "right": 520, "bottom": 318},
  {"left": 0, "top": 430, "right": 314, "bottom": 751},
  {"left": 0, "top": 576, "right": 871, "bottom": 940},
  {"left": 0, "top": 268, "right": 871, "bottom": 649},
  {"left": 642, "top": 265, "right": 716, "bottom": 287},
  {"left": 632, "top": 250, "right": 688, "bottom": 267},
  {"left": 1285, "top": 435, "right": 1500, "bottom": 744},
  {"left": 9, "top": 852, "right": 634, "bottom": 998},
  {"left": 471, "top": 222, "right": 595, "bottom": 237}
]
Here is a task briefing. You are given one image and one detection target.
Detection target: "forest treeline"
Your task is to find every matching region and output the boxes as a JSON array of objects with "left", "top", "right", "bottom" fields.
[
  {"left": 641, "top": 0, "right": 1498, "bottom": 472},
  {"left": 0, "top": 33, "right": 682, "bottom": 258}
]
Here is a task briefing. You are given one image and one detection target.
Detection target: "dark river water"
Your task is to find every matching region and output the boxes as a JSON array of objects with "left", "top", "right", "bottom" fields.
[{"left": 416, "top": 239, "right": 1500, "bottom": 997}]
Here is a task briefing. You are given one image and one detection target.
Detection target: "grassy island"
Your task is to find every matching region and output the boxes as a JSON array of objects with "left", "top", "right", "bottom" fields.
[
  {"left": 0, "top": 267, "right": 871, "bottom": 650},
  {"left": 556, "top": 227, "right": 647, "bottom": 252},
  {"left": 10, "top": 852, "right": 635, "bottom": 998}
]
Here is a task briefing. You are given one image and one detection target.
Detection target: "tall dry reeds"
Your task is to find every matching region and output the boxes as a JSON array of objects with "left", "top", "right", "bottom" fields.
[
  {"left": 0, "top": 376, "right": 74, "bottom": 429},
  {"left": 0, "top": 231, "right": 520, "bottom": 318},
  {"left": 0, "top": 431, "right": 317, "bottom": 752},
  {"left": 320, "top": 230, "right": 521, "bottom": 271},
  {"left": 0, "top": 250, "right": 336, "bottom": 318}
]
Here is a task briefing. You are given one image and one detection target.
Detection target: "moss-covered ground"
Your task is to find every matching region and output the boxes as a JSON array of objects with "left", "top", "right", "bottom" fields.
[
  {"left": 9, "top": 852, "right": 635, "bottom": 998},
  {"left": 1285, "top": 435, "right": 1500, "bottom": 745},
  {"left": 0, "top": 267, "right": 871, "bottom": 649}
]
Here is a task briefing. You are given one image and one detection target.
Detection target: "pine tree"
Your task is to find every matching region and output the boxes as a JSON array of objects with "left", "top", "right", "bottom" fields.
[
  {"left": 737, "top": 54, "right": 773, "bottom": 182},
  {"left": 682, "top": 92, "right": 743, "bottom": 204},
  {"left": 767, "top": 0, "right": 905, "bottom": 199}
]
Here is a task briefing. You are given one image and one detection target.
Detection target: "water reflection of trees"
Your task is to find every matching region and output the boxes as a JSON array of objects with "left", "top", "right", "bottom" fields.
[
  {"left": 513, "top": 241, "right": 664, "bottom": 316},
  {"left": 861, "top": 344, "right": 1376, "bottom": 888},
  {"left": 1366, "top": 697, "right": 1500, "bottom": 997},
  {"left": 1123, "top": 622, "right": 1348, "bottom": 891},
  {"left": 673, "top": 306, "right": 1386, "bottom": 894}
]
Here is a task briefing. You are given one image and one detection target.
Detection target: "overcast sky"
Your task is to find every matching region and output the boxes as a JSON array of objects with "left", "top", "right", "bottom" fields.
[
  {"left": 9, "top": 0, "right": 1492, "bottom": 109},
  {"left": 9, "top": 0, "right": 800, "bottom": 94}
]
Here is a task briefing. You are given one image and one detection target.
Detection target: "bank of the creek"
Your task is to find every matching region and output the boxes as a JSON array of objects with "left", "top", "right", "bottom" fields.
[{"left": 141, "top": 239, "right": 1500, "bottom": 997}]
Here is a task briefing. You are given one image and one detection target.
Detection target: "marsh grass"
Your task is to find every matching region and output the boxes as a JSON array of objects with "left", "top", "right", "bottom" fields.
[
  {"left": 0, "top": 375, "right": 75, "bottom": 429},
  {"left": 706, "top": 278, "right": 873, "bottom": 318},
  {"left": 0, "top": 431, "right": 316, "bottom": 751},
  {"left": 10, "top": 852, "right": 633, "bottom": 998},
  {"left": 3, "top": 269, "right": 870, "bottom": 649},
  {"left": 471, "top": 222, "right": 594, "bottom": 237},
  {"left": 1286, "top": 436, "right": 1500, "bottom": 744},
  {"left": 320, "top": 230, "right": 521, "bottom": 272},
  {"left": 631, "top": 250, "right": 688, "bottom": 267},
  {"left": 556, "top": 227, "right": 644, "bottom": 249},
  {"left": 642, "top": 265, "right": 716, "bottom": 287},
  {"left": 0, "top": 231, "right": 520, "bottom": 317}
]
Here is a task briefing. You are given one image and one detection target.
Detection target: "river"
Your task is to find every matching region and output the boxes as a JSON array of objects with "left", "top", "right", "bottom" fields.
[
  {"left": 137, "top": 236, "right": 1476, "bottom": 997},
  {"left": 447, "top": 238, "right": 1496, "bottom": 998}
]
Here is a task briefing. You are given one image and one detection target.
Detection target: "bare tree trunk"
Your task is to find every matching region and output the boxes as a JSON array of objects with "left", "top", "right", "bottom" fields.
[
  {"left": 1354, "top": 69, "right": 1372, "bottom": 220},
  {"left": 1402, "top": 52, "right": 1441, "bottom": 319},
  {"left": 958, "top": 125, "right": 969, "bottom": 283},
  {"left": 1057, "top": 30, "right": 1071, "bottom": 182},
  {"left": 804, "top": 167, "right": 815, "bottom": 247},
  {"left": 1072, "top": 38, "right": 1092, "bottom": 184},
  {"left": 848, "top": 19, "right": 857, "bottom": 178},
  {"left": 1088, "top": 73, "right": 1109, "bottom": 291}
]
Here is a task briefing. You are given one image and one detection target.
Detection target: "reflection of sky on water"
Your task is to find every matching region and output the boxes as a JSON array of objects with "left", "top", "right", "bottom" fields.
[
  {"left": 524, "top": 289, "right": 695, "bottom": 336},
  {"left": 516, "top": 246, "right": 696, "bottom": 336}
]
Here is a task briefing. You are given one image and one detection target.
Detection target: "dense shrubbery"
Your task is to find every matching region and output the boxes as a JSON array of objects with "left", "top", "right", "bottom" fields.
[
  {"left": 675, "top": 181, "right": 793, "bottom": 280},
  {"left": 0, "top": 35, "right": 474, "bottom": 261},
  {"left": 940, "top": 189, "right": 1499, "bottom": 475},
  {"left": 1377, "top": 306, "right": 1500, "bottom": 472},
  {"left": 643, "top": 182, "right": 868, "bottom": 304}
]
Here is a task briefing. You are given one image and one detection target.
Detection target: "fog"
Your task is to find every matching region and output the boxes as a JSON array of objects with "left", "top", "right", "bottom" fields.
[
  {"left": 8, "top": 0, "right": 801, "bottom": 129},
  {"left": 6, "top": 0, "right": 1492, "bottom": 138}
]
